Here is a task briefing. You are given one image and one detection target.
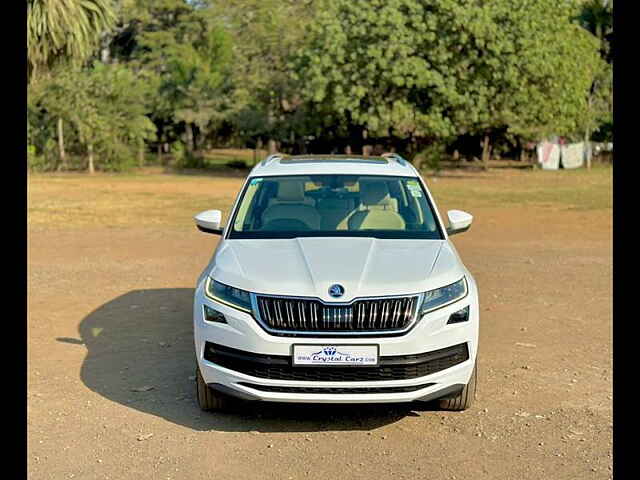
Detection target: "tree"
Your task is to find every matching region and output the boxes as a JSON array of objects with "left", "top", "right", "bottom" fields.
[
  {"left": 27, "top": 0, "right": 117, "bottom": 82},
  {"left": 297, "top": 0, "right": 601, "bottom": 166},
  {"left": 577, "top": 0, "right": 613, "bottom": 166},
  {"left": 111, "top": 0, "right": 237, "bottom": 154},
  {"left": 578, "top": 0, "right": 613, "bottom": 61},
  {"left": 211, "top": 0, "right": 317, "bottom": 152},
  {"left": 33, "top": 63, "right": 156, "bottom": 172},
  {"left": 155, "top": 27, "right": 235, "bottom": 154}
]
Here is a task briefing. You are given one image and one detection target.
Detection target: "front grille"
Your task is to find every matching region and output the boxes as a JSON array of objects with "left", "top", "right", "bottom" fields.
[
  {"left": 255, "top": 295, "right": 419, "bottom": 334},
  {"left": 238, "top": 383, "right": 435, "bottom": 394},
  {"left": 204, "top": 342, "right": 469, "bottom": 382}
]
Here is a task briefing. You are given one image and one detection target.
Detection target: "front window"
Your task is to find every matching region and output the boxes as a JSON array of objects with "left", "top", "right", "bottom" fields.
[{"left": 228, "top": 175, "right": 443, "bottom": 240}]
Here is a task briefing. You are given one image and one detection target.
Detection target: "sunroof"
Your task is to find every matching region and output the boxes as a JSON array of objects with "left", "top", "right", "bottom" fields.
[{"left": 279, "top": 157, "right": 389, "bottom": 165}]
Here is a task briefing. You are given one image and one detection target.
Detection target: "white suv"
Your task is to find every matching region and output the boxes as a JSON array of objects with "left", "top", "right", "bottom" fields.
[{"left": 193, "top": 154, "right": 478, "bottom": 411}]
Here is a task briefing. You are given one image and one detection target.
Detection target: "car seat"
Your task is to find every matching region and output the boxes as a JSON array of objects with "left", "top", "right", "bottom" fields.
[
  {"left": 261, "top": 180, "right": 321, "bottom": 230},
  {"left": 348, "top": 180, "right": 406, "bottom": 230}
]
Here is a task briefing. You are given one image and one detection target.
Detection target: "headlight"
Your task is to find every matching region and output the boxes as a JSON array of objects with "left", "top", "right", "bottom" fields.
[
  {"left": 205, "top": 278, "right": 253, "bottom": 313},
  {"left": 420, "top": 277, "right": 467, "bottom": 314}
]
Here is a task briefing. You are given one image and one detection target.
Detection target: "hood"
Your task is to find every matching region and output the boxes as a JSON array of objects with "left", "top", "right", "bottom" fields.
[{"left": 209, "top": 238, "right": 465, "bottom": 302}]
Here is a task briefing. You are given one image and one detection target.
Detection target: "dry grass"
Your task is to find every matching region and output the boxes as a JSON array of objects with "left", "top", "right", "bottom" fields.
[
  {"left": 27, "top": 165, "right": 612, "bottom": 231},
  {"left": 27, "top": 173, "right": 244, "bottom": 230},
  {"left": 427, "top": 164, "right": 612, "bottom": 212}
]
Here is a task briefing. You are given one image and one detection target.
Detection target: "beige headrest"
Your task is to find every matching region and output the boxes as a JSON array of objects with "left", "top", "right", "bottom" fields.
[
  {"left": 277, "top": 180, "right": 305, "bottom": 202},
  {"left": 360, "top": 180, "right": 393, "bottom": 207}
]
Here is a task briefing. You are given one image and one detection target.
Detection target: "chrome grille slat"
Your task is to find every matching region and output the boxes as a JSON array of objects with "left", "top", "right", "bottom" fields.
[
  {"left": 405, "top": 298, "right": 414, "bottom": 325},
  {"left": 383, "top": 301, "right": 390, "bottom": 329},
  {"left": 255, "top": 295, "right": 419, "bottom": 333},
  {"left": 392, "top": 299, "right": 401, "bottom": 328},
  {"left": 368, "top": 302, "right": 374, "bottom": 329}
]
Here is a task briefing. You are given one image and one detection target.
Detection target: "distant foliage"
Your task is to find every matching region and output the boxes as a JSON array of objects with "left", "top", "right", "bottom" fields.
[
  {"left": 126, "top": 1, "right": 239, "bottom": 146},
  {"left": 297, "top": 0, "right": 601, "bottom": 147},
  {"left": 577, "top": 0, "right": 613, "bottom": 143},
  {"left": 204, "top": 0, "right": 318, "bottom": 148},
  {"left": 28, "top": 63, "right": 156, "bottom": 171},
  {"left": 26, "top": 0, "right": 612, "bottom": 170}
]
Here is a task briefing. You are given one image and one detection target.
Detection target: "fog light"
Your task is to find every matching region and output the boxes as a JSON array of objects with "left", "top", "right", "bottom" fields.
[
  {"left": 447, "top": 306, "right": 469, "bottom": 324},
  {"left": 203, "top": 305, "right": 226, "bottom": 323}
]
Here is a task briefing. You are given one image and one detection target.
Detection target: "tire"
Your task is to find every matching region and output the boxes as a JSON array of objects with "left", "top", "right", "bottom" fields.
[
  {"left": 195, "top": 366, "right": 232, "bottom": 412},
  {"left": 439, "top": 359, "right": 477, "bottom": 411}
]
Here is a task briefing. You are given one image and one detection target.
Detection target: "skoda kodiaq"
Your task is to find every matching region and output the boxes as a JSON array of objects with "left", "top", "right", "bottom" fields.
[{"left": 193, "top": 153, "right": 478, "bottom": 411}]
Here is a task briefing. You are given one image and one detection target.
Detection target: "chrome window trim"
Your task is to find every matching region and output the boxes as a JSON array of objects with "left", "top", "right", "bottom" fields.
[{"left": 249, "top": 292, "right": 425, "bottom": 337}]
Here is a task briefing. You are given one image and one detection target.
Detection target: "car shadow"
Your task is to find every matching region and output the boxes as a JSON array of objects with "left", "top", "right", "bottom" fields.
[{"left": 62, "top": 289, "right": 438, "bottom": 432}]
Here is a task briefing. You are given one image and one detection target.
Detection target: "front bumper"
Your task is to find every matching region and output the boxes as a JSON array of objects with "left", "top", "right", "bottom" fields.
[{"left": 193, "top": 277, "right": 479, "bottom": 404}]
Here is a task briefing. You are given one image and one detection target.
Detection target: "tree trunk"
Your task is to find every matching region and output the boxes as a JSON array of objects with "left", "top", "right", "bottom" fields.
[
  {"left": 345, "top": 145, "right": 352, "bottom": 155},
  {"left": 585, "top": 128, "right": 592, "bottom": 170},
  {"left": 157, "top": 143, "right": 162, "bottom": 164},
  {"left": 138, "top": 141, "right": 145, "bottom": 168},
  {"left": 195, "top": 128, "right": 204, "bottom": 152},
  {"left": 57, "top": 118, "right": 67, "bottom": 171},
  {"left": 254, "top": 138, "right": 263, "bottom": 166},
  {"left": 481, "top": 135, "right": 491, "bottom": 171},
  {"left": 185, "top": 123, "right": 194, "bottom": 153},
  {"left": 87, "top": 144, "right": 95, "bottom": 174},
  {"left": 585, "top": 92, "right": 594, "bottom": 170},
  {"left": 266, "top": 101, "right": 276, "bottom": 155}
]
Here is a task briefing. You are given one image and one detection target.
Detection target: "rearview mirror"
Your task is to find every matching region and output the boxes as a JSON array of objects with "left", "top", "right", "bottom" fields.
[
  {"left": 194, "top": 210, "right": 223, "bottom": 235},
  {"left": 446, "top": 210, "right": 473, "bottom": 236}
]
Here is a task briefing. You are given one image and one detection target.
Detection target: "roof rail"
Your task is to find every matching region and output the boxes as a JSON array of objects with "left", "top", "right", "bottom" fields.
[
  {"left": 260, "top": 153, "right": 285, "bottom": 166},
  {"left": 381, "top": 152, "right": 407, "bottom": 166}
]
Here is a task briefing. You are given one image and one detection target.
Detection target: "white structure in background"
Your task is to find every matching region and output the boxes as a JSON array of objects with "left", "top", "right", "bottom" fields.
[
  {"left": 536, "top": 141, "right": 561, "bottom": 170},
  {"left": 560, "top": 142, "right": 586, "bottom": 169},
  {"left": 537, "top": 140, "right": 591, "bottom": 170}
]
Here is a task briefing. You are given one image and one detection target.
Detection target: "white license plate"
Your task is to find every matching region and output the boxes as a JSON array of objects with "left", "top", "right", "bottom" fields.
[{"left": 292, "top": 345, "right": 379, "bottom": 366}]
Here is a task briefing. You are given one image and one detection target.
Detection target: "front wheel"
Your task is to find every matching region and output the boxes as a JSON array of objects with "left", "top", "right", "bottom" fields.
[
  {"left": 195, "top": 366, "right": 232, "bottom": 412},
  {"left": 439, "top": 359, "right": 477, "bottom": 411}
]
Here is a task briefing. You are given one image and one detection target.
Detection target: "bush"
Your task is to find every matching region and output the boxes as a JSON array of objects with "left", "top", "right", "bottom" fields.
[
  {"left": 28, "top": 63, "right": 157, "bottom": 172},
  {"left": 225, "top": 159, "right": 248, "bottom": 169},
  {"left": 27, "top": 140, "right": 59, "bottom": 172},
  {"left": 414, "top": 143, "right": 447, "bottom": 175},
  {"left": 27, "top": 145, "right": 45, "bottom": 171},
  {"left": 171, "top": 142, "right": 209, "bottom": 169}
]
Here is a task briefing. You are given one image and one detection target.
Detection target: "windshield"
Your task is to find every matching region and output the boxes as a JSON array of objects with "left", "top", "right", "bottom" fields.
[{"left": 228, "top": 174, "right": 443, "bottom": 240}]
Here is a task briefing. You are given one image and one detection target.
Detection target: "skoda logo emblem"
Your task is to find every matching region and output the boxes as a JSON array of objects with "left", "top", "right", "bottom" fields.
[{"left": 328, "top": 284, "right": 345, "bottom": 298}]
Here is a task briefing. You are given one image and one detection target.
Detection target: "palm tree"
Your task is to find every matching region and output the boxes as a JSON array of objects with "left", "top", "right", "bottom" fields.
[{"left": 27, "top": 0, "right": 117, "bottom": 83}]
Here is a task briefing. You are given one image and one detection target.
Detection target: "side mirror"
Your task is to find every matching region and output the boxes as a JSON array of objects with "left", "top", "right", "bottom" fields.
[
  {"left": 194, "top": 210, "right": 224, "bottom": 235},
  {"left": 446, "top": 210, "right": 473, "bottom": 236}
]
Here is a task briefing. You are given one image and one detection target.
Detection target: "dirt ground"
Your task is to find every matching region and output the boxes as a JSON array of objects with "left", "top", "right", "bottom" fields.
[{"left": 28, "top": 167, "right": 612, "bottom": 480}]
